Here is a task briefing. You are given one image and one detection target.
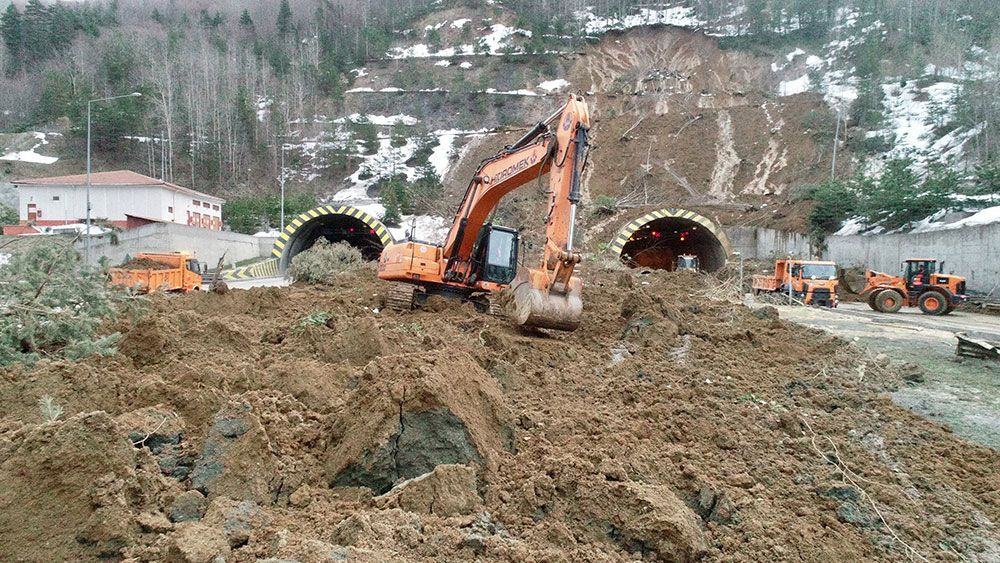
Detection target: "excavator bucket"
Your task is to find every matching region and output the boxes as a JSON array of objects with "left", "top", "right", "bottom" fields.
[{"left": 509, "top": 275, "right": 582, "bottom": 331}]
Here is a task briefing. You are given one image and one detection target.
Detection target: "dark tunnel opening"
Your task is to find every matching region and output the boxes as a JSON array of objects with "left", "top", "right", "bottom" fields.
[
  {"left": 619, "top": 217, "right": 728, "bottom": 272},
  {"left": 281, "top": 214, "right": 387, "bottom": 269}
]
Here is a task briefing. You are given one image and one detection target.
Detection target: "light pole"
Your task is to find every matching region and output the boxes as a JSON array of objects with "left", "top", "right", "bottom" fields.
[
  {"left": 279, "top": 137, "right": 286, "bottom": 232},
  {"left": 86, "top": 91, "right": 141, "bottom": 264},
  {"left": 734, "top": 251, "right": 743, "bottom": 294}
]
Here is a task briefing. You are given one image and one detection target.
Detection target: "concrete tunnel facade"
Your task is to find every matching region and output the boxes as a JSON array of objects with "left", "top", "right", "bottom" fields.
[
  {"left": 272, "top": 205, "right": 394, "bottom": 270},
  {"left": 609, "top": 208, "right": 732, "bottom": 272}
]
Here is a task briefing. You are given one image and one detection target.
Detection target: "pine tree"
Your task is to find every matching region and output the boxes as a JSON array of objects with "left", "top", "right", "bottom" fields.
[
  {"left": 23, "top": 0, "right": 53, "bottom": 61},
  {"left": 277, "top": 0, "right": 293, "bottom": 38},
  {"left": 239, "top": 9, "right": 253, "bottom": 29},
  {"left": 0, "top": 4, "right": 23, "bottom": 75}
]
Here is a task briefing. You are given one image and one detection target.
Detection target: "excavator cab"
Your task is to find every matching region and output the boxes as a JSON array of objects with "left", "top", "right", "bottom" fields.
[{"left": 471, "top": 224, "right": 519, "bottom": 285}]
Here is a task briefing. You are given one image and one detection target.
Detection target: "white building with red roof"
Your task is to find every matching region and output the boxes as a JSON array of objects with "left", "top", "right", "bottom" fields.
[{"left": 6, "top": 170, "right": 224, "bottom": 235}]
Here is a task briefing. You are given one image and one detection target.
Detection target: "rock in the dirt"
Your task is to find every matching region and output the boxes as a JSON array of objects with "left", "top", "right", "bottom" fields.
[
  {"left": 156, "top": 443, "right": 195, "bottom": 480},
  {"left": 190, "top": 400, "right": 279, "bottom": 503},
  {"left": 169, "top": 490, "right": 207, "bottom": 523},
  {"left": 169, "top": 522, "right": 231, "bottom": 563},
  {"left": 825, "top": 485, "right": 860, "bottom": 502},
  {"left": 376, "top": 464, "right": 482, "bottom": 517},
  {"left": 752, "top": 306, "right": 779, "bottom": 321},
  {"left": 203, "top": 497, "right": 269, "bottom": 548},
  {"left": 136, "top": 511, "right": 173, "bottom": 533},
  {"left": 692, "top": 486, "right": 736, "bottom": 525},
  {"left": 117, "top": 407, "right": 185, "bottom": 453},
  {"left": 584, "top": 481, "right": 707, "bottom": 562},
  {"left": 836, "top": 501, "right": 875, "bottom": 528},
  {"left": 898, "top": 362, "right": 927, "bottom": 383},
  {"left": 461, "top": 533, "right": 487, "bottom": 554}
]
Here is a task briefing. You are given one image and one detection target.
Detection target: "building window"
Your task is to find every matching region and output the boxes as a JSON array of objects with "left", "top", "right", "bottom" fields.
[
  {"left": 52, "top": 196, "right": 59, "bottom": 201},
  {"left": 212, "top": 204, "right": 220, "bottom": 211},
  {"left": 168, "top": 206, "right": 173, "bottom": 213},
  {"left": 202, "top": 202, "right": 210, "bottom": 208},
  {"left": 193, "top": 199, "right": 200, "bottom": 206}
]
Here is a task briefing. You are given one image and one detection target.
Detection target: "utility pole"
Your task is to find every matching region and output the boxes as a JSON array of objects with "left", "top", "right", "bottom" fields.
[{"left": 279, "top": 136, "right": 286, "bottom": 232}]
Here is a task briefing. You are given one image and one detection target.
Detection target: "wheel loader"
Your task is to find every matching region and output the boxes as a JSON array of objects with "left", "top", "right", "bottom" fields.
[
  {"left": 377, "top": 94, "right": 590, "bottom": 331},
  {"left": 851, "top": 258, "right": 967, "bottom": 315}
]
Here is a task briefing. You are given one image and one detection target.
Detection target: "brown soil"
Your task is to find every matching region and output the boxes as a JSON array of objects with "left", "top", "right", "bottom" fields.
[
  {"left": 120, "top": 257, "right": 173, "bottom": 270},
  {"left": 1, "top": 265, "right": 998, "bottom": 562}
]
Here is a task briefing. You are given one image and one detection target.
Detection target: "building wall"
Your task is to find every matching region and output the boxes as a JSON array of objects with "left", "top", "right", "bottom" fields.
[
  {"left": 80, "top": 222, "right": 265, "bottom": 268},
  {"left": 18, "top": 184, "right": 222, "bottom": 229}
]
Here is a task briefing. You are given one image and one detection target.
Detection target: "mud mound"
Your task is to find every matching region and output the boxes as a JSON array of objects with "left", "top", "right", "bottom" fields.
[
  {"left": 1, "top": 267, "right": 999, "bottom": 561},
  {"left": 0, "top": 412, "right": 161, "bottom": 561},
  {"left": 324, "top": 350, "right": 512, "bottom": 494}
]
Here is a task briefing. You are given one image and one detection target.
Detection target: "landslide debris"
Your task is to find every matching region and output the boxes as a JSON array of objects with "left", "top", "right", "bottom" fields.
[{"left": 0, "top": 265, "right": 998, "bottom": 562}]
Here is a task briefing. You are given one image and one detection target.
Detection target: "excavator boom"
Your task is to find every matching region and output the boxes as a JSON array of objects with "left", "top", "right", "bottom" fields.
[{"left": 378, "top": 95, "right": 591, "bottom": 330}]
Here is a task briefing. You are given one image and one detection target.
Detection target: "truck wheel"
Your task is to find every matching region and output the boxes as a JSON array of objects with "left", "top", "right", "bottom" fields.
[
  {"left": 875, "top": 290, "right": 904, "bottom": 313},
  {"left": 866, "top": 290, "right": 882, "bottom": 311},
  {"left": 918, "top": 292, "right": 948, "bottom": 315}
]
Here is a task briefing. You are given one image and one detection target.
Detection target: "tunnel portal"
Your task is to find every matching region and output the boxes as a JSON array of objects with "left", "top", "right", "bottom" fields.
[
  {"left": 609, "top": 209, "right": 731, "bottom": 272},
  {"left": 273, "top": 205, "right": 394, "bottom": 270}
]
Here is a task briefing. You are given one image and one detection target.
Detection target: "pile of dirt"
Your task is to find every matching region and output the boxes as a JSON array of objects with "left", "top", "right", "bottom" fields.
[
  {"left": 119, "top": 257, "right": 173, "bottom": 270},
  {"left": 1, "top": 265, "right": 998, "bottom": 561}
]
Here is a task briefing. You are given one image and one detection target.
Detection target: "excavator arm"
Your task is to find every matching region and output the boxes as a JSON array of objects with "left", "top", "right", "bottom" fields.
[
  {"left": 442, "top": 95, "right": 590, "bottom": 285},
  {"left": 377, "top": 94, "right": 591, "bottom": 331}
]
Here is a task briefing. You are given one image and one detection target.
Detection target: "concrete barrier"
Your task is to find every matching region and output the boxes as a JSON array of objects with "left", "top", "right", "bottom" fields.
[
  {"left": 724, "top": 226, "right": 814, "bottom": 260},
  {"left": 81, "top": 222, "right": 266, "bottom": 268},
  {"left": 826, "top": 223, "right": 1000, "bottom": 293}
]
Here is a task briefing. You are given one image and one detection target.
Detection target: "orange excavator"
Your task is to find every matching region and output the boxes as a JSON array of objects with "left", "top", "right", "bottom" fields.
[{"left": 378, "top": 94, "right": 590, "bottom": 331}]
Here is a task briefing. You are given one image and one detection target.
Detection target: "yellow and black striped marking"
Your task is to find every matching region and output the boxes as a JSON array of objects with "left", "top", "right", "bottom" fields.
[
  {"left": 220, "top": 257, "right": 280, "bottom": 281},
  {"left": 271, "top": 205, "right": 394, "bottom": 268},
  {"left": 608, "top": 208, "right": 732, "bottom": 256}
]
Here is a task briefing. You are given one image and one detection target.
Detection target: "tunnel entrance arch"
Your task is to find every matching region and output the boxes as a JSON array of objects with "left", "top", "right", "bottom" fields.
[
  {"left": 272, "top": 205, "right": 395, "bottom": 270},
  {"left": 609, "top": 208, "right": 731, "bottom": 272}
]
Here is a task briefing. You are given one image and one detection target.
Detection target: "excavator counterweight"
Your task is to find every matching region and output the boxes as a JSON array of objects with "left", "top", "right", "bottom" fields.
[{"left": 377, "top": 95, "right": 591, "bottom": 330}]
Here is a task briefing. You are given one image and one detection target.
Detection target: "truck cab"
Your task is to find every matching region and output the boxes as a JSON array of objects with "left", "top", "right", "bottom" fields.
[
  {"left": 786, "top": 260, "right": 839, "bottom": 307},
  {"left": 753, "top": 259, "right": 839, "bottom": 307}
]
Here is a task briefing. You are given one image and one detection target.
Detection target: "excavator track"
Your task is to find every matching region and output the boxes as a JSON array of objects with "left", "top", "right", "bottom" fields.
[{"left": 385, "top": 283, "right": 417, "bottom": 312}]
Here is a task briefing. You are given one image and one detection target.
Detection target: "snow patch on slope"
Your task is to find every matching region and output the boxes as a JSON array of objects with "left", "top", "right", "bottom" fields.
[{"left": 0, "top": 132, "right": 59, "bottom": 164}]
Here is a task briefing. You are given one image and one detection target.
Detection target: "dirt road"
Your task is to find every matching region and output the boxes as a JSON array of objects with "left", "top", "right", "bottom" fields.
[{"left": 775, "top": 301, "right": 1000, "bottom": 449}]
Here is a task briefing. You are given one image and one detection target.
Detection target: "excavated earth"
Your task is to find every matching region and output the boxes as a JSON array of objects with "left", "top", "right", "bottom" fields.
[{"left": 1, "top": 266, "right": 999, "bottom": 562}]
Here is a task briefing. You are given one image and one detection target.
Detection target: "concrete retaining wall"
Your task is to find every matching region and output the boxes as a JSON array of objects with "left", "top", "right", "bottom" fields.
[
  {"left": 723, "top": 223, "right": 1000, "bottom": 293},
  {"left": 724, "top": 226, "right": 814, "bottom": 260},
  {"left": 826, "top": 223, "right": 1000, "bottom": 293},
  {"left": 80, "top": 223, "right": 265, "bottom": 268}
]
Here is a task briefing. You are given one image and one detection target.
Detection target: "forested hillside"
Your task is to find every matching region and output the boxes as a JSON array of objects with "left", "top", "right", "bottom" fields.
[{"left": 0, "top": 0, "right": 998, "bottom": 236}]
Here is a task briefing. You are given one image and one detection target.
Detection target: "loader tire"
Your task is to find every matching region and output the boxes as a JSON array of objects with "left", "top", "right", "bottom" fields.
[
  {"left": 866, "top": 290, "right": 882, "bottom": 311},
  {"left": 918, "top": 291, "right": 948, "bottom": 316},
  {"left": 875, "top": 290, "right": 904, "bottom": 313}
]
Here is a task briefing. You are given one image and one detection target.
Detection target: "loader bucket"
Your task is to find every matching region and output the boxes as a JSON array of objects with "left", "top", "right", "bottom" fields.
[
  {"left": 837, "top": 268, "right": 862, "bottom": 295},
  {"left": 509, "top": 277, "right": 582, "bottom": 331}
]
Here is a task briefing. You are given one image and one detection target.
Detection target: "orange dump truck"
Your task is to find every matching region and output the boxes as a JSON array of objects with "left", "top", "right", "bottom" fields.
[
  {"left": 752, "top": 259, "right": 838, "bottom": 307},
  {"left": 110, "top": 252, "right": 204, "bottom": 293}
]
